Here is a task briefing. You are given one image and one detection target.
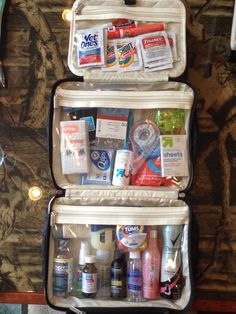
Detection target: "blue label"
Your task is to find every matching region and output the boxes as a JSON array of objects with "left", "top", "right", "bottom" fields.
[
  {"left": 128, "top": 269, "right": 142, "bottom": 292},
  {"left": 80, "top": 116, "right": 95, "bottom": 132},
  {"left": 90, "top": 150, "right": 110, "bottom": 171}
]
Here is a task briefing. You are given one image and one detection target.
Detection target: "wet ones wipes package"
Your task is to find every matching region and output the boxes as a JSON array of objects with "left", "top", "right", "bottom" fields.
[{"left": 75, "top": 26, "right": 106, "bottom": 68}]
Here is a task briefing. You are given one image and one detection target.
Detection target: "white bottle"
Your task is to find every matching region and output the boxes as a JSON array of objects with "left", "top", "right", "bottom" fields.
[
  {"left": 127, "top": 251, "right": 142, "bottom": 302},
  {"left": 112, "top": 150, "right": 133, "bottom": 186},
  {"left": 96, "top": 249, "right": 111, "bottom": 299}
]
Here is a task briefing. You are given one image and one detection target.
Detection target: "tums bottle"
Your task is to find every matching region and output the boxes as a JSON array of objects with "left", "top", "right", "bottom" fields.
[
  {"left": 127, "top": 251, "right": 142, "bottom": 302},
  {"left": 142, "top": 228, "right": 161, "bottom": 300},
  {"left": 53, "top": 239, "right": 74, "bottom": 297}
]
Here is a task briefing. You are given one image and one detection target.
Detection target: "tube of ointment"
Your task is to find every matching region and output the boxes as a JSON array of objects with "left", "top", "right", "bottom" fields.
[
  {"left": 109, "top": 19, "right": 137, "bottom": 30},
  {"left": 108, "top": 23, "right": 165, "bottom": 39}
]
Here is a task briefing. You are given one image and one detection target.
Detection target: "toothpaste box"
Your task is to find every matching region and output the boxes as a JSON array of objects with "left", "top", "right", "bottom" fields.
[{"left": 60, "top": 120, "right": 89, "bottom": 174}]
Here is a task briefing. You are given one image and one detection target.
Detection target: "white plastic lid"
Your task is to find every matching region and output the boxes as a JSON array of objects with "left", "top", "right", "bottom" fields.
[
  {"left": 129, "top": 251, "right": 141, "bottom": 259},
  {"left": 85, "top": 255, "right": 96, "bottom": 264},
  {"left": 79, "top": 241, "right": 90, "bottom": 265},
  {"left": 96, "top": 249, "right": 110, "bottom": 263}
]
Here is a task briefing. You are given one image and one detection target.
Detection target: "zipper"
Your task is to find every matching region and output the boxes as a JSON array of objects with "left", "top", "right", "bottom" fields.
[
  {"left": 55, "top": 89, "right": 193, "bottom": 109},
  {"left": 51, "top": 205, "right": 189, "bottom": 226},
  {"left": 76, "top": 7, "right": 184, "bottom": 23}
]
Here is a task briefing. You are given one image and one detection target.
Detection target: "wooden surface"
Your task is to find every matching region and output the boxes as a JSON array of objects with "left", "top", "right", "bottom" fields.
[
  {"left": 0, "top": 0, "right": 236, "bottom": 309},
  {"left": 1, "top": 292, "right": 236, "bottom": 312}
]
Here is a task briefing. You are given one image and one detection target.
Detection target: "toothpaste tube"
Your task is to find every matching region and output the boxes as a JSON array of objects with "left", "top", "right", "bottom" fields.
[
  {"left": 75, "top": 26, "right": 106, "bottom": 68},
  {"left": 117, "top": 38, "right": 143, "bottom": 71},
  {"left": 139, "top": 31, "right": 173, "bottom": 67},
  {"left": 102, "top": 40, "right": 119, "bottom": 71},
  {"left": 108, "top": 23, "right": 165, "bottom": 39},
  {"left": 107, "top": 19, "right": 137, "bottom": 31},
  {"left": 60, "top": 120, "right": 89, "bottom": 174},
  {"left": 81, "top": 148, "right": 115, "bottom": 185}
]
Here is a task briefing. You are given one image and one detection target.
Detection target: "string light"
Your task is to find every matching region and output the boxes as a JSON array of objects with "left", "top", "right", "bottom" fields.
[
  {"left": 62, "top": 9, "right": 72, "bottom": 22},
  {"left": 28, "top": 186, "right": 43, "bottom": 201}
]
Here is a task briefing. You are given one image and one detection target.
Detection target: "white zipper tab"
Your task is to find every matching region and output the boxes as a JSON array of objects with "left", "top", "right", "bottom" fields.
[{"left": 50, "top": 212, "right": 56, "bottom": 227}]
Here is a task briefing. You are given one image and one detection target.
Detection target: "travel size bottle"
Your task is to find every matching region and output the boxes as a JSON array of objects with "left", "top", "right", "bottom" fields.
[
  {"left": 142, "top": 228, "right": 161, "bottom": 300},
  {"left": 53, "top": 239, "right": 73, "bottom": 297},
  {"left": 110, "top": 248, "right": 127, "bottom": 299},
  {"left": 73, "top": 241, "right": 90, "bottom": 298},
  {"left": 82, "top": 255, "right": 97, "bottom": 298},
  {"left": 96, "top": 249, "right": 111, "bottom": 299},
  {"left": 127, "top": 251, "right": 142, "bottom": 302}
]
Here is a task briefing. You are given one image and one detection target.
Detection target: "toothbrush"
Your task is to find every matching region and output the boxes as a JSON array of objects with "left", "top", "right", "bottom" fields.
[{"left": 124, "top": 111, "right": 133, "bottom": 150}]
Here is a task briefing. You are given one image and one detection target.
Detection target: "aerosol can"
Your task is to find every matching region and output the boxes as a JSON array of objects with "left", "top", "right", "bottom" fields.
[{"left": 160, "top": 225, "right": 183, "bottom": 300}]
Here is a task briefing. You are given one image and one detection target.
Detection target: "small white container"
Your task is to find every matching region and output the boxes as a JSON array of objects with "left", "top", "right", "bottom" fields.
[{"left": 112, "top": 149, "right": 133, "bottom": 186}]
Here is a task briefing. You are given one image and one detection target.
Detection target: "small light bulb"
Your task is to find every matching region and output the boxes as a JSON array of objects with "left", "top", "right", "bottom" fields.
[
  {"left": 62, "top": 9, "right": 72, "bottom": 22},
  {"left": 28, "top": 186, "right": 43, "bottom": 201}
]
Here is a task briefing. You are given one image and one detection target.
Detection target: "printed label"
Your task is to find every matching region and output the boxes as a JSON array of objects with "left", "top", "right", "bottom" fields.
[
  {"left": 96, "top": 115, "right": 128, "bottom": 140},
  {"left": 53, "top": 258, "right": 73, "bottom": 294},
  {"left": 128, "top": 269, "right": 142, "bottom": 292},
  {"left": 142, "top": 35, "right": 166, "bottom": 49},
  {"left": 160, "top": 135, "right": 189, "bottom": 177},
  {"left": 82, "top": 272, "right": 97, "bottom": 294}
]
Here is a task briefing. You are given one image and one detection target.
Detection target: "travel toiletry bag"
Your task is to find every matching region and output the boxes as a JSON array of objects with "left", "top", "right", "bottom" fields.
[{"left": 44, "top": 0, "right": 196, "bottom": 313}]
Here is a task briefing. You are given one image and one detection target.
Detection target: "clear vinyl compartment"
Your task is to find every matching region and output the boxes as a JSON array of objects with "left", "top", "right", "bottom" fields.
[
  {"left": 52, "top": 81, "right": 194, "bottom": 194},
  {"left": 68, "top": 0, "right": 186, "bottom": 81},
  {"left": 47, "top": 204, "right": 191, "bottom": 311}
]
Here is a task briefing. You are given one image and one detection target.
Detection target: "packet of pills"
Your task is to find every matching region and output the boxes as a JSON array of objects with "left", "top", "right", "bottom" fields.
[
  {"left": 139, "top": 31, "right": 173, "bottom": 68},
  {"left": 75, "top": 26, "right": 106, "bottom": 68},
  {"left": 116, "top": 38, "right": 143, "bottom": 72},
  {"left": 102, "top": 40, "right": 119, "bottom": 71}
]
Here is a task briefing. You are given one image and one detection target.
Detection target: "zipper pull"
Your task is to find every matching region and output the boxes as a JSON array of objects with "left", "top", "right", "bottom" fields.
[
  {"left": 124, "top": 0, "right": 136, "bottom": 5},
  {"left": 69, "top": 306, "right": 86, "bottom": 314},
  {"left": 50, "top": 212, "right": 56, "bottom": 227}
]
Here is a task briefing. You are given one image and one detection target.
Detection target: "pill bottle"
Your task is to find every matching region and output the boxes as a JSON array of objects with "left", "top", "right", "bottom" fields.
[{"left": 82, "top": 255, "right": 97, "bottom": 298}]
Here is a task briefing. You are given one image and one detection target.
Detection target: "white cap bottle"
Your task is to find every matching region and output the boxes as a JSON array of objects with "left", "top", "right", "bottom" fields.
[{"left": 79, "top": 241, "right": 90, "bottom": 266}]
